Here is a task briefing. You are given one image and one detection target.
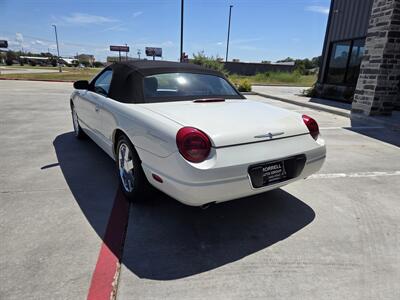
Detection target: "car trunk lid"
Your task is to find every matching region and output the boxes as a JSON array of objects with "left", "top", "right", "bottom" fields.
[{"left": 140, "top": 99, "right": 309, "bottom": 147}]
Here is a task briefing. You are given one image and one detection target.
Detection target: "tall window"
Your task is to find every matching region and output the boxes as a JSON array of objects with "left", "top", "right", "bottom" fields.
[
  {"left": 325, "top": 38, "right": 365, "bottom": 85},
  {"left": 346, "top": 39, "right": 365, "bottom": 84},
  {"left": 326, "top": 41, "right": 351, "bottom": 84}
]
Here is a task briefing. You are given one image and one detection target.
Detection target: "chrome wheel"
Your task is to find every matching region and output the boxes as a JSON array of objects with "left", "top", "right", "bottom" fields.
[
  {"left": 118, "top": 142, "right": 134, "bottom": 193},
  {"left": 72, "top": 108, "right": 79, "bottom": 135}
]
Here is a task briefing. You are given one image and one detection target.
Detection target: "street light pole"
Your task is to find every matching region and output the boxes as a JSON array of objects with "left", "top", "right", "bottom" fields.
[
  {"left": 180, "top": 0, "right": 184, "bottom": 62},
  {"left": 52, "top": 24, "right": 62, "bottom": 72},
  {"left": 225, "top": 5, "right": 233, "bottom": 62}
]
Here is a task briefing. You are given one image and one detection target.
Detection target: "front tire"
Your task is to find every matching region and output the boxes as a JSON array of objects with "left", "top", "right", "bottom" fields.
[
  {"left": 71, "top": 105, "right": 86, "bottom": 139},
  {"left": 116, "top": 135, "right": 150, "bottom": 201}
]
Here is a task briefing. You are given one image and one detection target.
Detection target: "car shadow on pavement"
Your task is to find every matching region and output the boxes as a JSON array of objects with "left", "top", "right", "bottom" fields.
[
  {"left": 54, "top": 132, "right": 316, "bottom": 281},
  {"left": 54, "top": 132, "right": 119, "bottom": 240},
  {"left": 123, "top": 189, "right": 315, "bottom": 280},
  {"left": 349, "top": 118, "right": 400, "bottom": 147}
]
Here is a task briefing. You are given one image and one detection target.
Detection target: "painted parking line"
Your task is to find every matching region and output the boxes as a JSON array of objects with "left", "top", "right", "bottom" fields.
[
  {"left": 87, "top": 189, "right": 130, "bottom": 300},
  {"left": 308, "top": 171, "right": 400, "bottom": 179}
]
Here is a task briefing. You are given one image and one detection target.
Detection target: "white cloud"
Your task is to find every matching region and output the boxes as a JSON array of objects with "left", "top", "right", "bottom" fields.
[
  {"left": 62, "top": 13, "right": 117, "bottom": 25},
  {"left": 15, "top": 32, "right": 24, "bottom": 44},
  {"left": 132, "top": 11, "right": 143, "bottom": 18},
  {"left": 103, "top": 24, "right": 127, "bottom": 32},
  {"left": 216, "top": 41, "right": 223, "bottom": 46},
  {"left": 7, "top": 40, "right": 21, "bottom": 47},
  {"left": 161, "top": 40, "right": 174, "bottom": 47},
  {"left": 305, "top": 6, "right": 330, "bottom": 15},
  {"left": 32, "top": 40, "right": 46, "bottom": 45}
]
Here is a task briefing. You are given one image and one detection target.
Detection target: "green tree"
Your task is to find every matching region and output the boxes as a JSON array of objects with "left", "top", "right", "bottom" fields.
[
  {"left": 81, "top": 61, "right": 90, "bottom": 68},
  {"left": 276, "top": 57, "right": 295, "bottom": 63},
  {"left": 93, "top": 61, "right": 104, "bottom": 68},
  {"left": 191, "top": 51, "right": 226, "bottom": 74},
  {"left": 5, "top": 51, "right": 16, "bottom": 65},
  {"left": 277, "top": 56, "right": 321, "bottom": 75}
]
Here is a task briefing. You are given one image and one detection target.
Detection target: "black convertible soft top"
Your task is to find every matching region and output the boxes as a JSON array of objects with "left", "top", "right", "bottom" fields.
[
  {"left": 111, "top": 60, "right": 223, "bottom": 77},
  {"left": 90, "top": 60, "right": 242, "bottom": 103}
]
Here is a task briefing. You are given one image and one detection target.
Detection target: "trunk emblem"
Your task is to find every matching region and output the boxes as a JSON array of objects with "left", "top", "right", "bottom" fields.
[{"left": 254, "top": 132, "right": 285, "bottom": 139}]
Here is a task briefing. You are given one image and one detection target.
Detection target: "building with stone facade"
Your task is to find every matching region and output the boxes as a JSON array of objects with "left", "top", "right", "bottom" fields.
[
  {"left": 317, "top": 0, "right": 400, "bottom": 116},
  {"left": 75, "top": 54, "right": 95, "bottom": 67}
]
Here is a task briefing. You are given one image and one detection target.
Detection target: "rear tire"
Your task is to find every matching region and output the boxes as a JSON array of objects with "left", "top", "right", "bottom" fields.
[
  {"left": 116, "top": 135, "right": 150, "bottom": 202},
  {"left": 71, "top": 105, "right": 86, "bottom": 139}
]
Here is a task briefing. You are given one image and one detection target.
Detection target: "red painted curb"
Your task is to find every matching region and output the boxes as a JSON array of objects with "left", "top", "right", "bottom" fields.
[
  {"left": 0, "top": 78, "right": 74, "bottom": 83},
  {"left": 87, "top": 189, "right": 130, "bottom": 300}
]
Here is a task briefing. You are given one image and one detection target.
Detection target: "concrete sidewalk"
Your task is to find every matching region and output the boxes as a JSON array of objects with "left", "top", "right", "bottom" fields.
[{"left": 252, "top": 85, "right": 400, "bottom": 131}]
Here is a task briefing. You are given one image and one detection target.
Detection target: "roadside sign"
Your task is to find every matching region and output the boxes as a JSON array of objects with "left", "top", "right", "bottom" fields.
[
  {"left": 0, "top": 40, "right": 8, "bottom": 48},
  {"left": 145, "top": 47, "right": 162, "bottom": 58},
  {"left": 110, "top": 45, "right": 130, "bottom": 52},
  {"left": 110, "top": 45, "right": 130, "bottom": 62}
]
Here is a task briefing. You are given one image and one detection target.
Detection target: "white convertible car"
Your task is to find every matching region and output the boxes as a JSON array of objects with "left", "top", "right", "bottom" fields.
[{"left": 70, "top": 61, "right": 326, "bottom": 206}]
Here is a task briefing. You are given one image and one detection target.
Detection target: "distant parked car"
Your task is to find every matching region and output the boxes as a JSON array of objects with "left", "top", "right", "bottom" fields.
[{"left": 70, "top": 61, "right": 326, "bottom": 206}]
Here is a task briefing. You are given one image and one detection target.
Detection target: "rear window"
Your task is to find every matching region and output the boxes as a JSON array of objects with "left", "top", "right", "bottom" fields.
[{"left": 143, "top": 72, "right": 241, "bottom": 102}]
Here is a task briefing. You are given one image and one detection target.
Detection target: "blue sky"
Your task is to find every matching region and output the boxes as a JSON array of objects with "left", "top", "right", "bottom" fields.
[{"left": 0, "top": 0, "right": 330, "bottom": 62}]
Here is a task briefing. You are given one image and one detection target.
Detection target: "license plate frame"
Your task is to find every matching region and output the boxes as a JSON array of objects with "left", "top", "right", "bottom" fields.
[{"left": 248, "top": 155, "right": 307, "bottom": 188}]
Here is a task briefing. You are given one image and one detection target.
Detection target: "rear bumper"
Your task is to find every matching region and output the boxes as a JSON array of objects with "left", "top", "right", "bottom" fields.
[
  {"left": 138, "top": 134, "right": 326, "bottom": 206},
  {"left": 142, "top": 153, "right": 325, "bottom": 206}
]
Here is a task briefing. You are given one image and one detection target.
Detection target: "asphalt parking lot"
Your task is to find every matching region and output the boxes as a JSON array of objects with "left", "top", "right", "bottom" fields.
[{"left": 1, "top": 80, "right": 400, "bottom": 299}]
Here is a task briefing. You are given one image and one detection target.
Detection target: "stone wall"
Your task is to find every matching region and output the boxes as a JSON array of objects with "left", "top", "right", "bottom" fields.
[{"left": 352, "top": 0, "right": 400, "bottom": 116}]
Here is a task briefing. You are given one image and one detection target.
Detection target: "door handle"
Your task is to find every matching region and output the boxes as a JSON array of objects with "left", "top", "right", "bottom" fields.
[{"left": 95, "top": 106, "right": 100, "bottom": 112}]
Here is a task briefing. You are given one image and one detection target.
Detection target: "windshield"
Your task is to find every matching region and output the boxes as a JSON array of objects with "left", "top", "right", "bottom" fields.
[{"left": 143, "top": 72, "right": 241, "bottom": 102}]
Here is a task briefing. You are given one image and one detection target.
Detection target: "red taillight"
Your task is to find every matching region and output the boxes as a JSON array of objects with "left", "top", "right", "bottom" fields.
[
  {"left": 302, "top": 115, "right": 319, "bottom": 140},
  {"left": 176, "top": 127, "right": 211, "bottom": 163}
]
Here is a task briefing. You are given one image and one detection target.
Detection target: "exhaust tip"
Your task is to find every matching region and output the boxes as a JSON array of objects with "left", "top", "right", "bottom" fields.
[{"left": 201, "top": 202, "right": 216, "bottom": 209}]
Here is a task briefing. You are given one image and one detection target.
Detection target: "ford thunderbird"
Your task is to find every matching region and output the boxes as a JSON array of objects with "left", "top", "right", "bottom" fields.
[{"left": 70, "top": 61, "right": 326, "bottom": 206}]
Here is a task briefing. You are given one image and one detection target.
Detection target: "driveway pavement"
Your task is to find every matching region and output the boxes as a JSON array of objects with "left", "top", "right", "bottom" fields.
[{"left": 1, "top": 81, "right": 399, "bottom": 299}]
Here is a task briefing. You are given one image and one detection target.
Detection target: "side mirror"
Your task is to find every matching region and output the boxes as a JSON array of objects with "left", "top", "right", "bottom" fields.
[{"left": 73, "top": 80, "right": 89, "bottom": 90}]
